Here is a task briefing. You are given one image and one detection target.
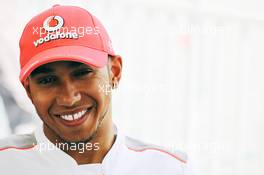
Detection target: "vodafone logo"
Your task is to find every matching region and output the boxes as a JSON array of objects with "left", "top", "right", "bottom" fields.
[
  {"left": 43, "top": 16, "right": 64, "bottom": 32},
  {"left": 33, "top": 15, "right": 79, "bottom": 47}
]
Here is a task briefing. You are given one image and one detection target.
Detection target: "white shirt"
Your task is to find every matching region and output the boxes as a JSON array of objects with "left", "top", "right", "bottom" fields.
[{"left": 0, "top": 124, "right": 194, "bottom": 175}]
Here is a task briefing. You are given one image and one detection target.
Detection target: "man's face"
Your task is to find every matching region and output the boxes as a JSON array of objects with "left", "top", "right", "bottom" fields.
[{"left": 26, "top": 61, "right": 112, "bottom": 142}]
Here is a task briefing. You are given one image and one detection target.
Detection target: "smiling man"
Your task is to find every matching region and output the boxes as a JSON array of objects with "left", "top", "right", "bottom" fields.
[
  {"left": 26, "top": 59, "right": 119, "bottom": 164},
  {"left": 0, "top": 5, "right": 193, "bottom": 175}
]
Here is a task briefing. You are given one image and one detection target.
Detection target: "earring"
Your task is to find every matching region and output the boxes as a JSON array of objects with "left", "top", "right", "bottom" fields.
[{"left": 112, "top": 79, "right": 118, "bottom": 89}]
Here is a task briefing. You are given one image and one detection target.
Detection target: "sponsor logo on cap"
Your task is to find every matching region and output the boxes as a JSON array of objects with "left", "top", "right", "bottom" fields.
[
  {"left": 43, "top": 16, "right": 64, "bottom": 32},
  {"left": 33, "top": 15, "right": 79, "bottom": 47}
]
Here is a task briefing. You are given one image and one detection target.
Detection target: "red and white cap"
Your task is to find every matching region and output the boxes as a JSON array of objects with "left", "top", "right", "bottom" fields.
[{"left": 19, "top": 4, "right": 115, "bottom": 83}]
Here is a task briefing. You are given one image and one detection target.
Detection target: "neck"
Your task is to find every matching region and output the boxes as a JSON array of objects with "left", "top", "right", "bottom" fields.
[
  {"left": 67, "top": 118, "right": 116, "bottom": 164},
  {"left": 43, "top": 112, "right": 116, "bottom": 165}
]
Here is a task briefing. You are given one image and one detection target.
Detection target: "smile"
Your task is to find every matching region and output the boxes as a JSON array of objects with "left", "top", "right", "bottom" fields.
[
  {"left": 60, "top": 109, "right": 87, "bottom": 121},
  {"left": 55, "top": 106, "right": 94, "bottom": 127}
]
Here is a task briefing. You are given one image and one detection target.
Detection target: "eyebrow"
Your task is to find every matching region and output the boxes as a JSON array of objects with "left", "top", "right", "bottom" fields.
[
  {"left": 30, "top": 67, "right": 54, "bottom": 78},
  {"left": 30, "top": 62, "right": 91, "bottom": 78}
]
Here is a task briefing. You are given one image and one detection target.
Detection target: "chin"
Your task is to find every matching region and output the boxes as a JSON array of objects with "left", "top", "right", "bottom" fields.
[{"left": 59, "top": 123, "right": 99, "bottom": 143}]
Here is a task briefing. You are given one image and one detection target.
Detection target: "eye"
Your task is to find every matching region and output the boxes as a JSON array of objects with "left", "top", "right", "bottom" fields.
[
  {"left": 37, "top": 76, "right": 57, "bottom": 85},
  {"left": 73, "top": 69, "right": 93, "bottom": 78}
]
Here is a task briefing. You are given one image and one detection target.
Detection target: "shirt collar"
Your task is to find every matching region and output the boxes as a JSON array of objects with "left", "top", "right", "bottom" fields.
[
  {"left": 101, "top": 124, "right": 125, "bottom": 173},
  {"left": 34, "top": 123, "right": 125, "bottom": 173},
  {"left": 34, "top": 123, "right": 77, "bottom": 167}
]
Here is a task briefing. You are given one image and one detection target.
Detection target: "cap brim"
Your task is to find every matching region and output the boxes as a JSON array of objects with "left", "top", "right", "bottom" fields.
[{"left": 20, "top": 45, "right": 108, "bottom": 83}]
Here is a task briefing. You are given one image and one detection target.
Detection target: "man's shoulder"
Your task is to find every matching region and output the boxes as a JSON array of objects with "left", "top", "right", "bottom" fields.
[
  {"left": 124, "top": 136, "right": 188, "bottom": 164},
  {"left": 0, "top": 133, "right": 37, "bottom": 151}
]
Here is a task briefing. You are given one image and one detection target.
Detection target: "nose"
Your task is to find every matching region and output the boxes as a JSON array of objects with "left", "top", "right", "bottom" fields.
[{"left": 56, "top": 82, "right": 81, "bottom": 107}]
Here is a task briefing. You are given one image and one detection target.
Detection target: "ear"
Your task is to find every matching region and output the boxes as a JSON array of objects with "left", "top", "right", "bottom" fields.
[
  {"left": 109, "top": 55, "right": 122, "bottom": 88},
  {"left": 23, "top": 78, "right": 33, "bottom": 102}
]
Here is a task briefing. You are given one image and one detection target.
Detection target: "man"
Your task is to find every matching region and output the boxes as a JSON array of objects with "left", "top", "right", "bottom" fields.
[{"left": 0, "top": 5, "right": 193, "bottom": 175}]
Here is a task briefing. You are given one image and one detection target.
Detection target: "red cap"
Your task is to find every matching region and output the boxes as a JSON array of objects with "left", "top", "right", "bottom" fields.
[{"left": 19, "top": 5, "right": 115, "bottom": 83}]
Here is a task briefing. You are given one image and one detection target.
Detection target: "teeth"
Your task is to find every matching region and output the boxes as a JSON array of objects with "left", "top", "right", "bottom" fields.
[
  {"left": 60, "top": 109, "right": 87, "bottom": 121},
  {"left": 68, "top": 115, "right": 73, "bottom": 120},
  {"left": 73, "top": 113, "right": 78, "bottom": 120}
]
